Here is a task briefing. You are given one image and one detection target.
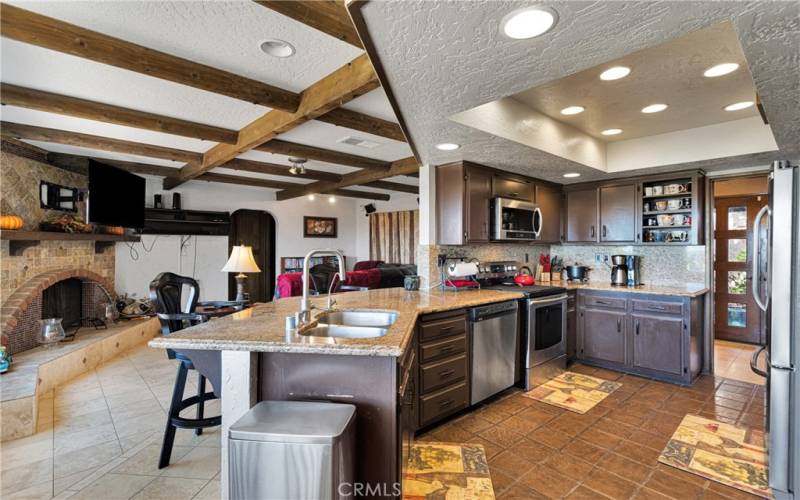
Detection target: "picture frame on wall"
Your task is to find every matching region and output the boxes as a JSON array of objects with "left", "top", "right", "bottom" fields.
[{"left": 303, "top": 216, "right": 338, "bottom": 238}]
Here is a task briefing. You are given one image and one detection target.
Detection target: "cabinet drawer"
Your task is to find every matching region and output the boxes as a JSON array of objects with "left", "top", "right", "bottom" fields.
[
  {"left": 632, "top": 299, "right": 683, "bottom": 315},
  {"left": 419, "top": 382, "right": 469, "bottom": 427},
  {"left": 420, "top": 335, "right": 466, "bottom": 363},
  {"left": 419, "top": 316, "right": 466, "bottom": 342},
  {"left": 583, "top": 295, "right": 626, "bottom": 310},
  {"left": 420, "top": 354, "right": 467, "bottom": 393}
]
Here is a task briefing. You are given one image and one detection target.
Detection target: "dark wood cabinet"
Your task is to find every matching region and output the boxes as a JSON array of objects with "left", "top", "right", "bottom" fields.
[
  {"left": 566, "top": 291, "right": 577, "bottom": 361},
  {"left": 492, "top": 175, "right": 533, "bottom": 202},
  {"left": 600, "top": 184, "right": 637, "bottom": 242},
  {"left": 565, "top": 188, "right": 598, "bottom": 242},
  {"left": 435, "top": 162, "right": 491, "bottom": 245},
  {"left": 576, "top": 290, "right": 704, "bottom": 384},
  {"left": 535, "top": 183, "right": 562, "bottom": 242},
  {"left": 580, "top": 307, "right": 627, "bottom": 364},
  {"left": 632, "top": 313, "right": 683, "bottom": 375}
]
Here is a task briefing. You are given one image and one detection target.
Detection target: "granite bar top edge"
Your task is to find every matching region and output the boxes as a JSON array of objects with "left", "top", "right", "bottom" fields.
[{"left": 560, "top": 281, "right": 709, "bottom": 297}]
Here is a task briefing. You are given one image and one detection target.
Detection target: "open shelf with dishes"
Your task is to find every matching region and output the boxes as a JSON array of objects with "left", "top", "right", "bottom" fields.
[{"left": 640, "top": 174, "right": 704, "bottom": 245}]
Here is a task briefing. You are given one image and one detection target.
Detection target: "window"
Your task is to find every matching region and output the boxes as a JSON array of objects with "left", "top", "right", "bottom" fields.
[
  {"left": 728, "top": 206, "right": 747, "bottom": 230},
  {"left": 728, "top": 271, "right": 747, "bottom": 294},
  {"left": 727, "top": 303, "right": 746, "bottom": 328},
  {"left": 728, "top": 239, "right": 747, "bottom": 262}
]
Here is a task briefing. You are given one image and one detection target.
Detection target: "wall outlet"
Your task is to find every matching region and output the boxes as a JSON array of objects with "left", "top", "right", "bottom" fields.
[{"left": 595, "top": 253, "right": 603, "bottom": 263}]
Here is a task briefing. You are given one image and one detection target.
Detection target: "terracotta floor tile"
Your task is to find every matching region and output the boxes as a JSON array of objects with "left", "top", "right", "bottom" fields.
[
  {"left": 548, "top": 413, "right": 595, "bottom": 437},
  {"left": 517, "top": 465, "right": 579, "bottom": 499},
  {"left": 644, "top": 468, "right": 706, "bottom": 499},
  {"left": 627, "top": 429, "right": 669, "bottom": 452},
  {"left": 497, "top": 414, "right": 544, "bottom": 435},
  {"left": 614, "top": 440, "right": 662, "bottom": 467},
  {"left": 632, "top": 487, "right": 673, "bottom": 500},
  {"left": 605, "top": 408, "right": 647, "bottom": 427},
  {"left": 465, "top": 435, "right": 505, "bottom": 459},
  {"left": 566, "top": 485, "right": 612, "bottom": 499},
  {"left": 713, "top": 396, "right": 747, "bottom": 411},
  {"left": 528, "top": 425, "right": 573, "bottom": 450},
  {"left": 582, "top": 467, "right": 639, "bottom": 499},
  {"left": 476, "top": 406, "right": 514, "bottom": 424},
  {"left": 596, "top": 451, "right": 654, "bottom": 484},
  {"left": 543, "top": 452, "right": 594, "bottom": 478},
  {"left": 498, "top": 483, "right": 547, "bottom": 499},
  {"left": 653, "top": 463, "right": 709, "bottom": 487},
  {"left": 562, "top": 438, "right": 608, "bottom": 464},
  {"left": 489, "top": 468, "right": 517, "bottom": 496},
  {"left": 430, "top": 424, "right": 476, "bottom": 443},
  {"left": 488, "top": 449, "right": 536, "bottom": 475},
  {"left": 478, "top": 426, "right": 525, "bottom": 449},
  {"left": 578, "top": 428, "right": 622, "bottom": 450},
  {"left": 591, "top": 367, "right": 624, "bottom": 381},
  {"left": 714, "top": 389, "right": 751, "bottom": 403},
  {"left": 705, "top": 478, "right": 765, "bottom": 499},
  {"left": 517, "top": 406, "right": 559, "bottom": 425},
  {"left": 454, "top": 414, "right": 495, "bottom": 435},
  {"left": 507, "top": 438, "right": 557, "bottom": 465},
  {"left": 593, "top": 417, "right": 636, "bottom": 438}
]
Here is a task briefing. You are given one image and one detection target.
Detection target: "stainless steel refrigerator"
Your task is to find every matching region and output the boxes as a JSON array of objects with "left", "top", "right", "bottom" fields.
[{"left": 751, "top": 160, "right": 799, "bottom": 499}]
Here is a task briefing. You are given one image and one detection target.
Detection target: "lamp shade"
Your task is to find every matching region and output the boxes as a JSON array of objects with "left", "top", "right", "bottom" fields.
[{"left": 221, "top": 245, "right": 261, "bottom": 273}]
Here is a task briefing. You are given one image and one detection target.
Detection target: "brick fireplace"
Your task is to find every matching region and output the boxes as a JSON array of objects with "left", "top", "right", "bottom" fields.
[{"left": 1, "top": 268, "right": 116, "bottom": 354}]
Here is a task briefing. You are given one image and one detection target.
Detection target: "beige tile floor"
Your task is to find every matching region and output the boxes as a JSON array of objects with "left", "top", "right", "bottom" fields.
[
  {"left": 714, "top": 339, "right": 766, "bottom": 385},
  {"left": 0, "top": 344, "right": 221, "bottom": 500}
]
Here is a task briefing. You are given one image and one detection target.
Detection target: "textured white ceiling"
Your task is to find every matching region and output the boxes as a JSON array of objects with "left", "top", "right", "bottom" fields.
[
  {"left": 356, "top": 0, "right": 800, "bottom": 183},
  {"left": 277, "top": 120, "right": 412, "bottom": 162},
  {"left": 341, "top": 88, "right": 400, "bottom": 123}
]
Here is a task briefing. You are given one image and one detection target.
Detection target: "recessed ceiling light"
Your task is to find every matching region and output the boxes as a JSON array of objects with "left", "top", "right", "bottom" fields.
[
  {"left": 435, "top": 143, "right": 460, "bottom": 151},
  {"left": 601, "top": 128, "right": 623, "bottom": 136},
  {"left": 563, "top": 173, "right": 581, "bottom": 178},
  {"left": 307, "top": 194, "right": 315, "bottom": 201},
  {"left": 704, "top": 63, "right": 739, "bottom": 78},
  {"left": 260, "top": 39, "right": 296, "bottom": 58},
  {"left": 328, "top": 196, "right": 336, "bottom": 204},
  {"left": 641, "top": 103, "right": 668, "bottom": 114},
  {"left": 724, "top": 101, "right": 754, "bottom": 111},
  {"left": 599, "top": 66, "right": 631, "bottom": 81},
  {"left": 560, "top": 106, "right": 585, "bottom": 115},
  {"left": 500, "top": 6, "right": 558, "bottom": 39}
]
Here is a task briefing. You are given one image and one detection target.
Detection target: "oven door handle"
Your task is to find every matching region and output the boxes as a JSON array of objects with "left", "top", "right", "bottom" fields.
[{"left": 528, "top": 294, "right": 568, "bottom": 306}]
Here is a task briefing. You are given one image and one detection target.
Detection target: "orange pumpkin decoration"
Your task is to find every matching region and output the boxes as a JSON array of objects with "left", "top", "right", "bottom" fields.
[
  {"left": 107, "top": 226, "right": 124, "bottom": 235},
  {"left": 0, "top": 215, "right": 24, "bottom": 230}
]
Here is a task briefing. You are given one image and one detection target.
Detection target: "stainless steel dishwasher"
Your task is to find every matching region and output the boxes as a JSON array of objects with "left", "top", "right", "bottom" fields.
[{"left": 469, "top": 300, "right": 519, "bottom": 404}]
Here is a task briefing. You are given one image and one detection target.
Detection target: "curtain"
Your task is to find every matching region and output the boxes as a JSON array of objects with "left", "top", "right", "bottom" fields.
[{"left": 369, "top": 210, "right": 419, "bottom": 264}]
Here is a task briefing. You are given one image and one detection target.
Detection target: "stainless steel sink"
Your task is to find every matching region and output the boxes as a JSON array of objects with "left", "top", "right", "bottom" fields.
[
  {"left": 316, "top": 310, "right": 399, "bottom": 328},
  {"left": 298, "top": 325, "right": 389, "bottom": 339}
]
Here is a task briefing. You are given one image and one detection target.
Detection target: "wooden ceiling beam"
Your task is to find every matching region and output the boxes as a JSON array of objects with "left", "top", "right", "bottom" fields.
[
  {"left": 44, "top": 151, "right": 390, "bottom": 200},
  {"left": 276, "top": 156, "right": 419, "bottom": 200},
  {"left": 255, "top": 139, "right": 389, "bottom": 169},
  {"left": 254, "top": 1, "right": 362, "bottom": 48},
  {"left": 316, "top": 107, "right": 405, "bottom": 142},
  {"left": 0, "top": 83, "right": 239, "bottom": 144},
  {"left": 222, "top": 158, "right": 342, "bottom": 182},
  {"left": 1, "top": 122, "right": 202, "bottom": 163},
  {"left": 0, "top": 4, "right": 300, "bottom": 111},
  {"left": 362, "top": 180, "right": 418, "bottom": 194},
  {"left": 166, "top": 54, "right": 379, "bottom": 189}
]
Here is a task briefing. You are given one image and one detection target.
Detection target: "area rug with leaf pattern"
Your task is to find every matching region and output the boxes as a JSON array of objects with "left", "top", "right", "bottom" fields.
[
  {"left": 658, "top": 414, "right": 771, "bottom": 498},
  {"left": 402, "top": 442, "right": 494, "bottom": 499},
  {"left": 521, "top": 371, "right": 622, "bottom": 414}
]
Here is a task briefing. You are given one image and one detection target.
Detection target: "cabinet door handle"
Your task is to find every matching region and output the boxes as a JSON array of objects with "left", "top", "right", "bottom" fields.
[
  {"left": 648, "top": 305, "right": 667, "bottom": 311},
  {"left": 595, "top": 300, "right": 610, "bottom": 305},
  {"left": 440, "top": 326, "right": 454, "bottom": 334},
  {"left": 636, "top": 320, "right": 640, "bottom": 335},
  {"left": 439, "top": 345, "right": 454, "bottom": 354},
  {"left": 617, "top": 318, "right": 621, "bottom": 332},
  {"left": 590, "top": 225, "right": 596, "bottom": 238},
  {"left": 602, "top": 225, "right": 607, "bottom": 238},
  {"left": 439, "top": 399, "right": 454, "bottom": 408},
  {"left": 439, "top": 369, "right": 456, "bottom": 379}
]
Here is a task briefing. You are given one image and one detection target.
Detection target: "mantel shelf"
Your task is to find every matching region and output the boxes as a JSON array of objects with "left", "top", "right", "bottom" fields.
[{"left": 1, "top": 231, "right": 139, "bottom": 255}]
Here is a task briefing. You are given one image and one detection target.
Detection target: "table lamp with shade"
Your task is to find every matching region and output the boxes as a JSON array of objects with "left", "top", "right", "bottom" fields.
[{"left": 222, "top": 245, "right": 261, "bottom": 302}]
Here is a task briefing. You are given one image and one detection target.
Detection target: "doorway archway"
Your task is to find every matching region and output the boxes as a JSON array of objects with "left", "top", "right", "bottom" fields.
[{"left": 228, "top": 209, "right": 277, "bottom": 302}]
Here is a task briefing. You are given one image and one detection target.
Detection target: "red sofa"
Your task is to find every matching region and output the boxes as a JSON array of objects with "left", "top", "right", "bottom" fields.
[{"left": 275, "top": 261, "right": 415, "bottom": 299}]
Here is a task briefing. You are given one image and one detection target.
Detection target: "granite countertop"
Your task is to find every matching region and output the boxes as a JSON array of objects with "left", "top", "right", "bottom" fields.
[
  {"left": 148, "top": 288, "right": 524, "bottom": 357},
  {"left": 559, "top": 281, "right": 709, "bottom": 297}
]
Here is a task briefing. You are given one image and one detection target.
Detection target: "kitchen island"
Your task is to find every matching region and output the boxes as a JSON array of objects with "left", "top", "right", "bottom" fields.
[{"left": 149, "top": 287, "right": 523, "bottom": 498}]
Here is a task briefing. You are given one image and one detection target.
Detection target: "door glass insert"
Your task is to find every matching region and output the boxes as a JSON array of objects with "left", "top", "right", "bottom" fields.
[
  {"left": 728, "top": 271, "right": 747, "bottom": 294},
  {"left": 728, "top": 206, "right": 747, "bottom": 230},
  {"left": 728, "top": 239, "right": 747, "bottom": 262},
  {"left": 727, "top": 303, "right": 746, "bottom": 328}
]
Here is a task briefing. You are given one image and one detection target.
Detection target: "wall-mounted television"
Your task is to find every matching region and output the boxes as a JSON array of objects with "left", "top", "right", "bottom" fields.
[{"left": 88, "top": 159, "right": 146, "bottom": 228}]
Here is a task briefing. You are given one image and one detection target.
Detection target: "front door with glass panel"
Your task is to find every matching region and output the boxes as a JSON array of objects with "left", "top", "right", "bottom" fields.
[{"left": 713, "top": 195, "right": 767, "bottom": 344}]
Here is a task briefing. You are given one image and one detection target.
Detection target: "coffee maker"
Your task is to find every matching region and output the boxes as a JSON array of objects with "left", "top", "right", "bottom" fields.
[
  {"left": 626, "top": 255, "right": 642, "bottom": 286},
  {"left": 610, "top": 255, "right": 628, "bottom": 286}
]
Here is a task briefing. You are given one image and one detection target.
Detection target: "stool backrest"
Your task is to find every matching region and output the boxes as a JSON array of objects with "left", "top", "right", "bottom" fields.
[{"left": 149, "top": 272, "right": 201, "bottom": 334}]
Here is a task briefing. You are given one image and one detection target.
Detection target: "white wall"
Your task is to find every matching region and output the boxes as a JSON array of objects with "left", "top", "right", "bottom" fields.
[{"left": 115, "top": 175, "right": 417, "bottom": 300}]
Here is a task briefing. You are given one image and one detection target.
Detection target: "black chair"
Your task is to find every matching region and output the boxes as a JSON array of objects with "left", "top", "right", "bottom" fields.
[{"left": 149, "top": 272, "right": 244, "bottom": 469}]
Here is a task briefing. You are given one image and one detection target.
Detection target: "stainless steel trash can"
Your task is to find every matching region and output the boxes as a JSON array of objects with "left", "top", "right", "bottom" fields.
[{"left": 228, "top": 400, "right": 356, "bottom": 500}]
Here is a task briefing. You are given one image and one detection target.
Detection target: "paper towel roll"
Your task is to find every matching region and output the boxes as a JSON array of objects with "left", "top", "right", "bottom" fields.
[{"left": 447, "top": 262, "right": 479, "bottom": 277}]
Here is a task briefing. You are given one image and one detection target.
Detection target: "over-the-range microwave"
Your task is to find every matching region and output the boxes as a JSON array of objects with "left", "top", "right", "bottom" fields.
[{"left": 491, "top": 197, "right": 542, "bottom": 241}]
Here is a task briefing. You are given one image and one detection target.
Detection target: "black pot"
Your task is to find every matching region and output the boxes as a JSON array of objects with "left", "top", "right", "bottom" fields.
[{"left": 565, "top": 265, "right": 589, "bottom": 281}]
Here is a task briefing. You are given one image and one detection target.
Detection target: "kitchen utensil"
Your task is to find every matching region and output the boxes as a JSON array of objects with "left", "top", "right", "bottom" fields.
[
  {"left": 626, "top": 255, "right": 642, "bottom": 286},
  {"left": 611, "top": 255, "right": 627, "bottom": 265},
  {"left": 38, "top": 318, "right": 65, "bottom": 348},
  {"left": 655, "top": 200, "right": 668, "bottom": 211},
  {"left": 658, "top": 214, "right": 675, "bottom": 226},
  {"left": 514, "top": 266, "right": 535, "bottom": 286},
  {"left": 668, "top": 199, "right": 683, "bottom": 210},
  {"left": 404, "top": 275, "right": 420, "bottom": 291},
  {"left": 565, "top": 265, "right": 589, "bottom": 281}
]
